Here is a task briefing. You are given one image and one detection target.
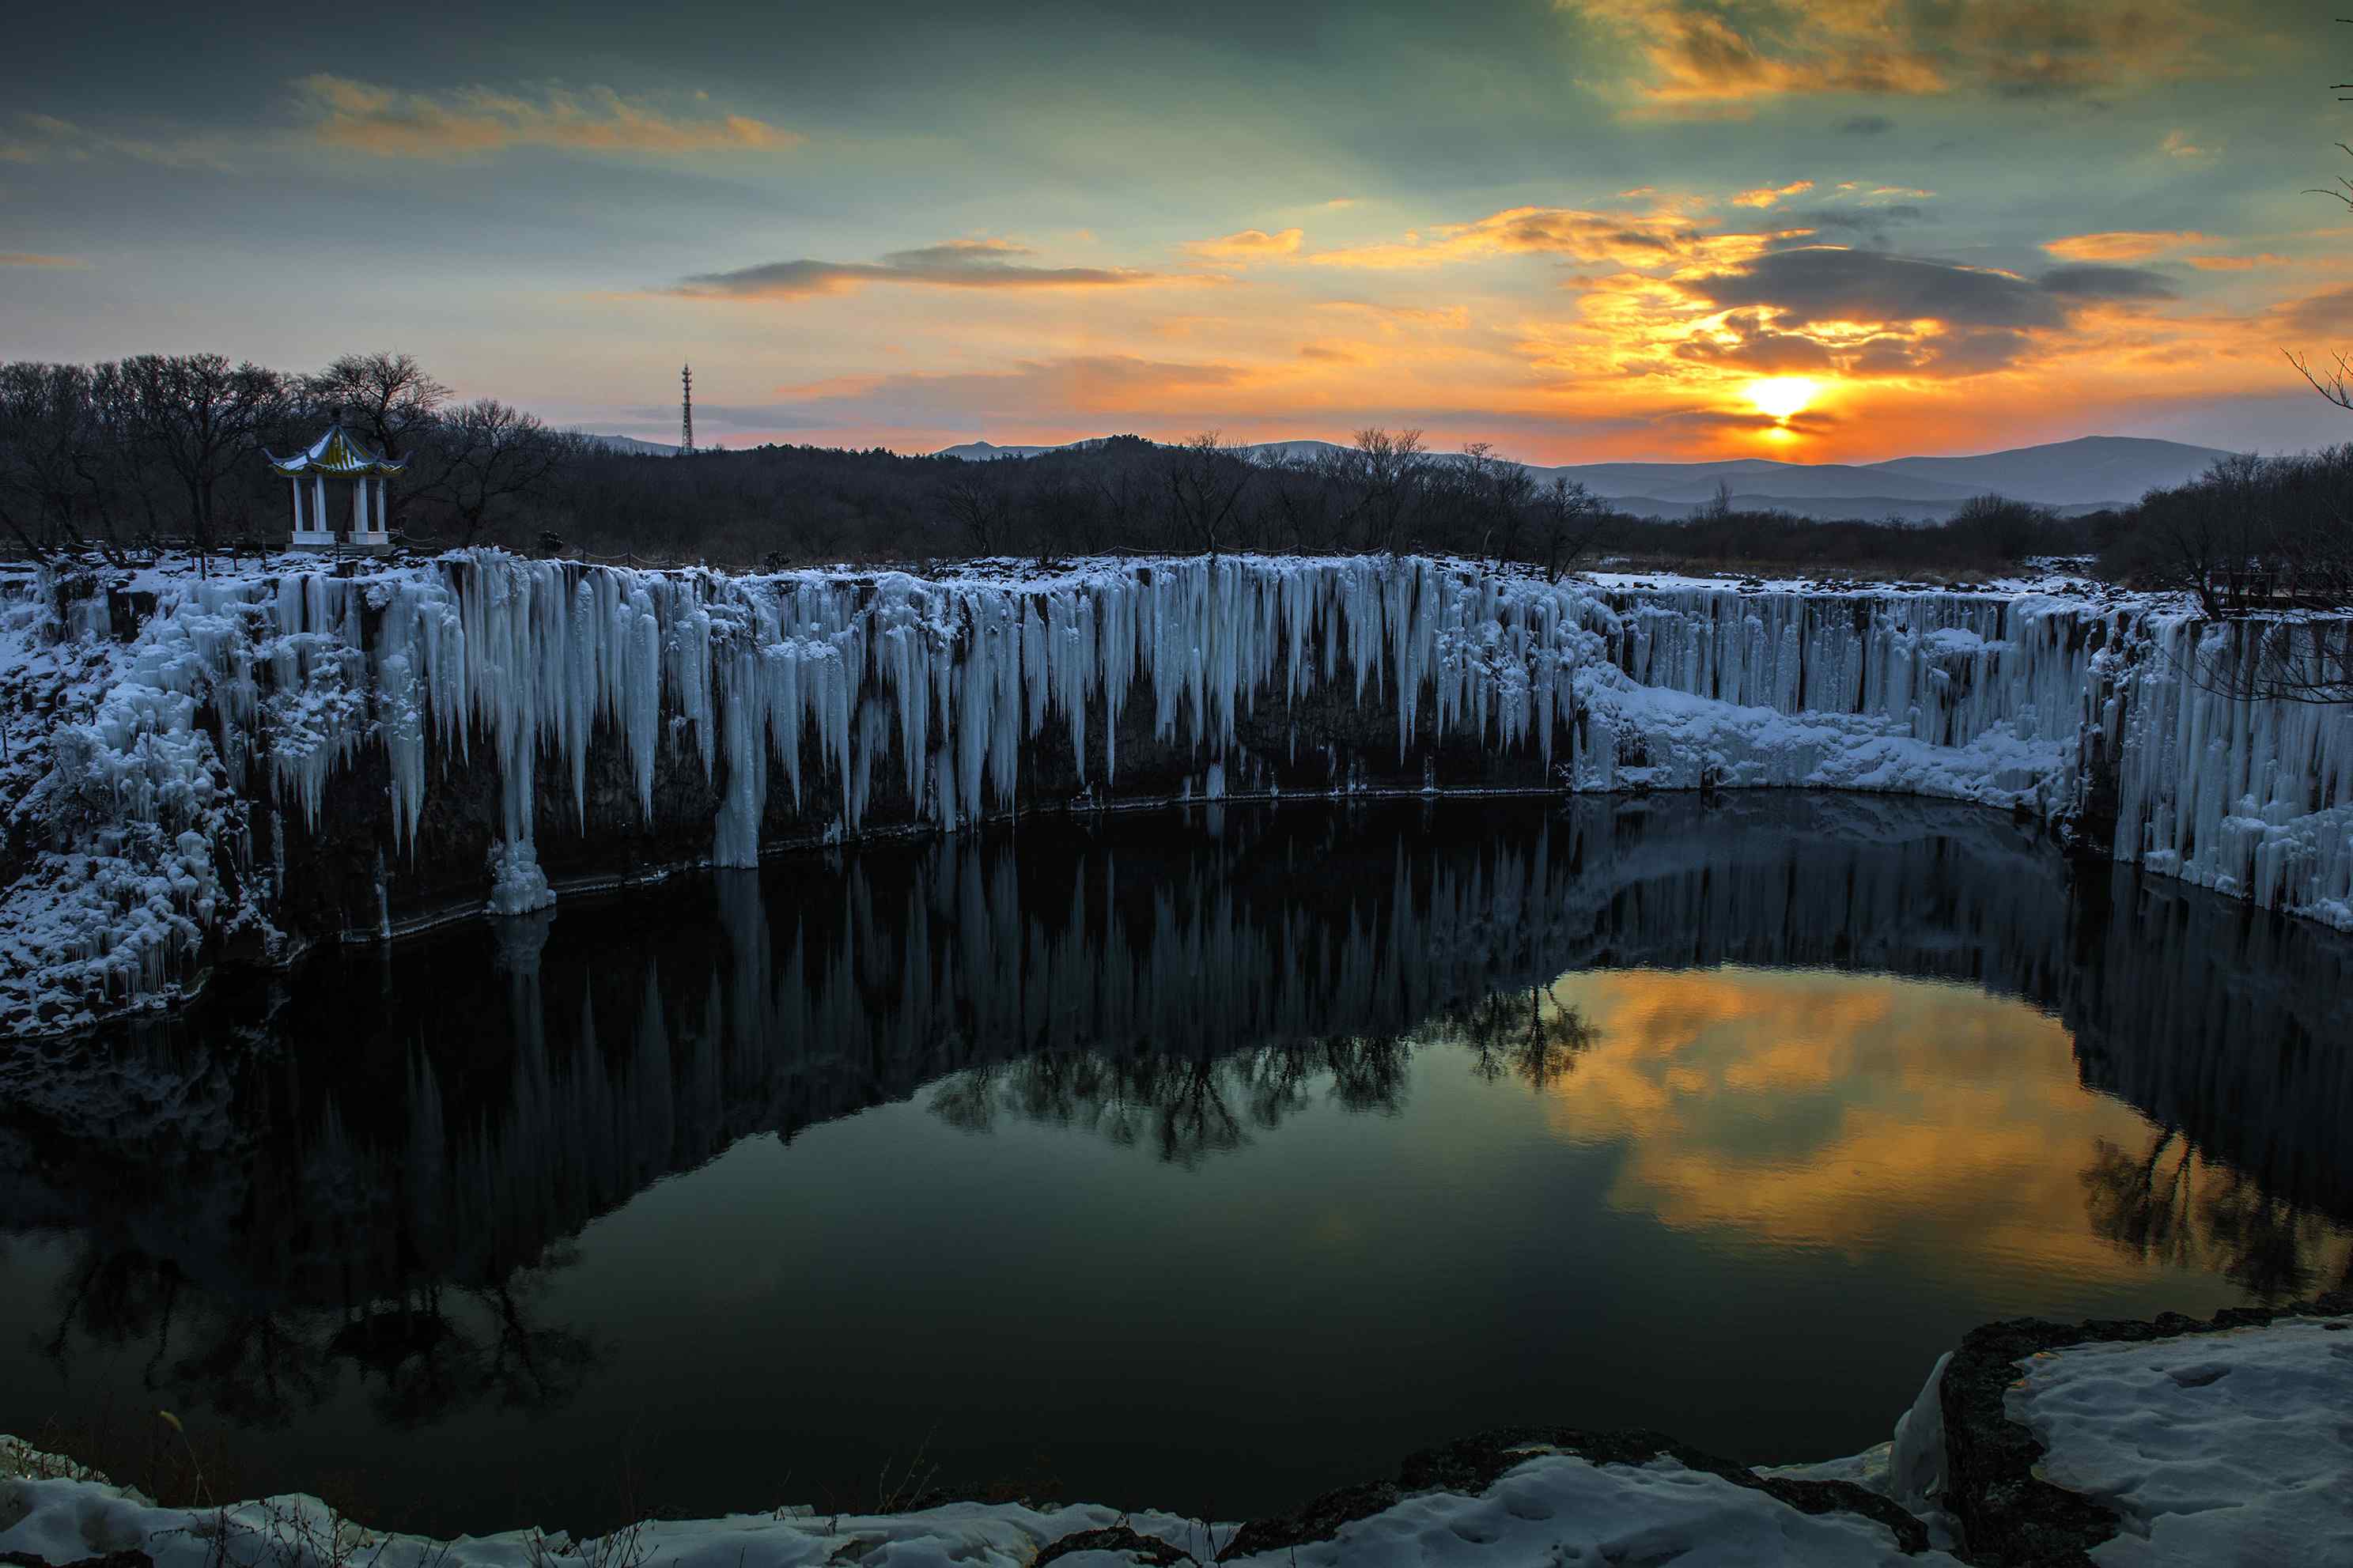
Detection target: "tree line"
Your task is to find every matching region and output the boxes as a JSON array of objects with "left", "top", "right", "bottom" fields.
[
  {"left": 0, "top": 352, "right": 563, "bottom": 565},
  {"left": 3, "top": 350, "right": 2347, "bottom": 616}
]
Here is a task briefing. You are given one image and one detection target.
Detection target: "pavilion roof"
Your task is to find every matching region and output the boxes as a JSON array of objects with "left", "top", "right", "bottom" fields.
[{"left": 266, "top": 423, "right": 409, "bottom": 478}]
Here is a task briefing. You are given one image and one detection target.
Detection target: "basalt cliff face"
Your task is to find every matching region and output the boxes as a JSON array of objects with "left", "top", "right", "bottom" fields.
[{"left": 2, "top": 552, "right": 2347, "bottom": 1030}]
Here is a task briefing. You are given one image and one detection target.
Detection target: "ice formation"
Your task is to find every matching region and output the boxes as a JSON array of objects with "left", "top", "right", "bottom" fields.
[{"left": 3, "top": 551, "right": 2348, "bottom": 1030}]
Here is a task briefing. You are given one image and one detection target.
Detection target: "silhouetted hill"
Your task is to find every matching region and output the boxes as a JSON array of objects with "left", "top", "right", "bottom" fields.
[{"left": 932, "top": 433, "right": 2236, "bottom": 520}]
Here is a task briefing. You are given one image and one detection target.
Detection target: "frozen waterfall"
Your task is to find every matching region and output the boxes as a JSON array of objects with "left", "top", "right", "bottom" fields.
[{"left": 2, "top": 552, "right": 2347, "bottom": 1030}]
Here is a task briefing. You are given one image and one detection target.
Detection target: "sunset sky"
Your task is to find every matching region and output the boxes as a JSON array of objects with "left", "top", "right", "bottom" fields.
[{"left": 4, "top": 1, "right": 2350, "bottom": 463}]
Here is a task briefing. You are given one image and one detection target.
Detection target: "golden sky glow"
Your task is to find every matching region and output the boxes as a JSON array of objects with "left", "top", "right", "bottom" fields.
[{"left": 2, "top": 0, "right": 2350, "bottom": 460}]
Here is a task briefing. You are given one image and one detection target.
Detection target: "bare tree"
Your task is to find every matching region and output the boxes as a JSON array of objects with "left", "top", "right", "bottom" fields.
[
  {"left": 0, "top": 362, "right": 102, "bottom": 560},
  {"left": 1026, "top": 465, "right": 1102, "bottom": 560},
  {"left": 2141, "top": 454, "right": 2264, "bottom": 618},
  {"left": 1257, "top": 450, "right": 1343, "bottom": 553},
  {"left": 413, "top": 399, "right": 563, "bottom": 546},
  {"left": 2137, "top": 450, "right": 2353, "bottom": 703},
  {"left": 2291, "top": 23, "right": 2353, "bottom": 410},
  {"left": 939, "top": 474, "right": 1013, "bottom": 556},
  {"left": 308, "top": 351, "right": 452, "bottom": 459},
  {"left": 1457, "top": 440, "right": 1538, "bottom": 565},
  {"left": 1536, "top": 477, "right": 1606, "bottom": 582},
  {"left": 1323, "top": 426, "right": 1428, "bottom": 554},
  {"left": 1163, "top": 430, "right": 1254, "bottom": 557},
  {"left": 1091, "top": 445, "right": 1153, "bottom": 549},
  {"left": 1950, "top": 493, "right": 2056, "bottom": 565},
  {"left": 114, "top": 353, "right": 289, "bottom": 570}
]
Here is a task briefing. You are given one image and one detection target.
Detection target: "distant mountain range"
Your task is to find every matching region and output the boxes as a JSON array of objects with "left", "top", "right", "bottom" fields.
[
  {"left": 578, "top": 433, "right": 679, "bottom": 456},
  {"left": 934, "top": 434, "right": 2236, "bottom": 521}
]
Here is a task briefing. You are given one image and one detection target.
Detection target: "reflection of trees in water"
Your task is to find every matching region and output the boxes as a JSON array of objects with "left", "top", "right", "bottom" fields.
[
  {"left": 32, "top": 1241, "right": 596, "bottom": 1431},
  {"left": 931, "top": 1036, "right": 1417, "bottom": 1166},
  {"left": 926, "top": 996, "right": 1593, "bottom": 1161},
  {"left": 1436, "top": 981, "right": 1597, "bottom": 1091},
  {"left": 2083, "top": 1131, "right": 2353, "bottom": 1302},
  {"left": 333, "top": 1253, "right": 596, "bottom": 1428}
]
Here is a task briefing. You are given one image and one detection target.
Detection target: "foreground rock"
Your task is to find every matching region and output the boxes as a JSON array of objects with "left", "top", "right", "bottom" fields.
[{"left": 1940, "top": 1290, "right": 2353, "bottom": 1566}]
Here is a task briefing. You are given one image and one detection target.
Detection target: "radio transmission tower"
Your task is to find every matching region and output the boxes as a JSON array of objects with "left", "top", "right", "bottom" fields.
[{"left": 679, "top": 364, "right": 694, "bottom": 456}]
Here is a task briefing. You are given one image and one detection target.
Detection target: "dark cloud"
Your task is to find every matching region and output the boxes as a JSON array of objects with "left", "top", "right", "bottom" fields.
[
  {"left": 754, "top": 355, "right": 1250, "bottom": 428},
  {"left": 1844, "top": 325, "right": 2034, "bottom": 378},
  {"left": 2275, "top": 285, "right": 2353, "bottom": 338},
  {"left": 1674, "top": 310, "right": 1838, "bottom": 372},
  {"left": 1835, "top": 115, "right": 1893, "bottom": 134},
  {"left": 1686, "top": 247, "right": 2067, "bottom": 329},
  {"left": 1766, "top": 204, "right": 1925, "bottom": 251},
  {"left": 2037, "top": 263, "right": 2177, "bottom": 300},
  {"left": 1922, "top": 327, "right": 2037, "bottom": 375},
  {"left": 1651, "top": 407, "right": 1840, "bottom": 436},
  {"left": 675, "top": 240, "right": 1159, "bottom": 300}
]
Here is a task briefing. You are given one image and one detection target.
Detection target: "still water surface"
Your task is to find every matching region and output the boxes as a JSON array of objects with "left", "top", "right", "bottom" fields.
[{"left": 3, "top": 794, "right": 2348, "bottom": 1536}]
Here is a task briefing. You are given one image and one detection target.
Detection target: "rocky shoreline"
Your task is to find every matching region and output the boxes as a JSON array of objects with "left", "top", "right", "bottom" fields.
[{"left": 6, "top": 1294, "right": 2347, "bottom": 1567}]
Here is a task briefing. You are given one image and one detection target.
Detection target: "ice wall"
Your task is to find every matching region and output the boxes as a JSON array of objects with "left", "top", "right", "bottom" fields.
[
  {"left": 2094, "top": 615, "right": 2353, "bottom": 930},
  {"left": 4, "top": 552, "right": 2349, "bottom": 1030}
]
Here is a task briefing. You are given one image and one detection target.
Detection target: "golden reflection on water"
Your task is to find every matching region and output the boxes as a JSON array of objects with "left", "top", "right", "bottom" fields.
[{"left": 1508, "top": 966, "right": 2353, "bottom": 1298}]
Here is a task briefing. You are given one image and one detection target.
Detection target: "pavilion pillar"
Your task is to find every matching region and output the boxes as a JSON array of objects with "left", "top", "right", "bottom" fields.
[
  {"left": 313, "top": 475, "right": 329, "bottom": 539},
  {"left": 374, "top": 476, "right": 388, "bottom": 532},
  {"left": 353, "top": 475, "right": 368, "bottom": 536},
  {"left": 289, "top": 478, "right": 304, "bottom": 531}
]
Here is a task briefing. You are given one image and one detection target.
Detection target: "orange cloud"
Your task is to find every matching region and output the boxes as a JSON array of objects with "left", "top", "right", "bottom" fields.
[
  {"left": 0, "top": 253, "right": 83, "bottom": 268},
  {"left": 2160, "top": 129, "right": 2218, "bottom": 162},
  {"left": 293, "top": 74, "right": 798, "bottom": 159},
  {"left": 1731, "top": 179, "right": 1814, "bottom": 210},
  {"left": 2045, "top": 230, "right": 2215, "bottom": 262},
  {"left": 2185, "top": 253, "right": 2290, "bottom": 271},
  {"left": 1183, "top": 228, "right": 1304, "bottom": 263},
  {"left": 1572, "top": 0, "right": 2222, "bottom": 116},
  {"left": 1307, "top": 203, "right": 1776, "bottom": 272}
]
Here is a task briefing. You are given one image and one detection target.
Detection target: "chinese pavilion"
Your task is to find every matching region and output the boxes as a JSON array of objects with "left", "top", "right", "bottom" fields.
[{"left": 267, "top": 423, "right": 407, "bottom": 556}]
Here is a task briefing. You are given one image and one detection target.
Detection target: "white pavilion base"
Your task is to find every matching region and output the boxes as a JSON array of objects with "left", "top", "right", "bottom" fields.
[{"left": 289, "top": 530, "right": 394, "bottom": 557}]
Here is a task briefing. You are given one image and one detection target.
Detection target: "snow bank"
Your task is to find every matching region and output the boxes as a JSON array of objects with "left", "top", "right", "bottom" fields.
[
  {"left": 0, "top": 1436, "right": 1956, "bottom": 1568},
  {"left": 5, "top": 553, "right": 2348, "bottom": 1030},
  {"left": 2005, "top": 1317, "right": 2353, "bottom": 1566}
]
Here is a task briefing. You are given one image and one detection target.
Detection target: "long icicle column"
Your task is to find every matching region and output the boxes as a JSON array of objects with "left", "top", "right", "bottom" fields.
[{"left": 2, "top": 552, "right": 2347, "bottom": 1030}]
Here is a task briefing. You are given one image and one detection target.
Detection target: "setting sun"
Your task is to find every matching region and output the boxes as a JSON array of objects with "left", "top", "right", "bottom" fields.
[{"left": 1746, "top": 376, "right": 1822, "bottom": 421}]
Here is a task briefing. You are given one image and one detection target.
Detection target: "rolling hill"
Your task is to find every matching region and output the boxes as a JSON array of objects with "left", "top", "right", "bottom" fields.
[{"left": 932, "top": 433, "right": 2236, "bottom": 520}]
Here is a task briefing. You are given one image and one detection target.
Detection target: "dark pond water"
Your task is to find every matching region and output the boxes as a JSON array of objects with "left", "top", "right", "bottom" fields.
[{"left": 4, "top": 794, "right": 2350, "bottom": 1539}]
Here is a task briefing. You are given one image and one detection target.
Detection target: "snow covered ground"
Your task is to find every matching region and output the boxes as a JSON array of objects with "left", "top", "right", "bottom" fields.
[
  {"left": 2007, "top": 1317, "right": 2353, "bottom": 1566},
  {"left": 3, "top": 551, "right": 2349, "bottom": 1032},
  {"left": 10, "top": 1308, "right": 2349, "bottom": 1566},
  {"left": 0, "top": 1434, "right": 1958, "bottom": 1568}
]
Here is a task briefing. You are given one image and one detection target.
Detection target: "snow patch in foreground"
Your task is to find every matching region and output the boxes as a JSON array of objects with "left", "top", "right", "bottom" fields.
[
  {"left": 0, "top": 1439, "right": 1957, "bottom": 1568},
  {"left": 2006, "top": 1317, "right": 2353, "bottom": 1566}
]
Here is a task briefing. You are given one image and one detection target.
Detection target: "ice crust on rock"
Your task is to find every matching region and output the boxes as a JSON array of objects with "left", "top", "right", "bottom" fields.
[
  {"left": 2005, "top": 1317, "right": 2353, "bottom": 1566},
  {"left": 4, "top": 553, "right": 2348, "bottom": 1030}
]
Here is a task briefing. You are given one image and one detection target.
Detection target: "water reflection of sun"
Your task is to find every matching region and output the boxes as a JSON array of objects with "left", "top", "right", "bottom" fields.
[{"left": 1520, "top": 967, "right": 2352, "bottom": 1298}]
